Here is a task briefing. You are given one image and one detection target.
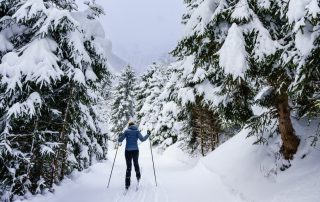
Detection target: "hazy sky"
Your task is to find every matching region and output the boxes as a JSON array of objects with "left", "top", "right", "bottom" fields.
[{"left": 78, "top": 0, "right": 185, "bottom": 72}]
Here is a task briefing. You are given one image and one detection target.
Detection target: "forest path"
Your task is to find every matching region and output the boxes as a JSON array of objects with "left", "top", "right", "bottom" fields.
[{"left": 17, "top": 141, "right": 245, "bottom": 202}]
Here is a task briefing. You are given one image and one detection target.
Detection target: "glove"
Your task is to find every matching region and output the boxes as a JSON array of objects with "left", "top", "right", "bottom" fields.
[{"left": 147, "top": 130, "right": 151, "bottom": 135}]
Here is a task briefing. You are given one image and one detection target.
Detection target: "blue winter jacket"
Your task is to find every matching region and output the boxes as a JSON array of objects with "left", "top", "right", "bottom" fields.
[{"left": 118, "top": 125, "right": 150, "bottom": 151}]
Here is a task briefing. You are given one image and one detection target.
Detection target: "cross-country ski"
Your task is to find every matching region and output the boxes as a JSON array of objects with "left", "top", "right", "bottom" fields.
[{"left": 135, "top": 181, "right": 140, "bottom": 192}]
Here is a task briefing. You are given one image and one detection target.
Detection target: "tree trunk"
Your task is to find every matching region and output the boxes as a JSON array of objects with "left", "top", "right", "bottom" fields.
[
  {"left": 60, "top": 86, "right": 75, "bottom": 180},
  {"left": 26, "top": 119, "right": 38, "bottom": 177},
  {"left": 215, "top": 129, "right": 219, "bottom": 150},
  {"left": 211, "top": 128, "right": 215, "bottom": 151},
  {"left": 27, "top": 118, "right": 39, "bottom": 193},
  {"left": 277, "top": 93, "right": 300, "bottom": 160},
  {"left": 200, "top": 109, "right": 205, "bottom": 156}
]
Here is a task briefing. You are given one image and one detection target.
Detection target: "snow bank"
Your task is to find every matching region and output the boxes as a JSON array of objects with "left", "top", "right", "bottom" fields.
[
  {"left": 157, "top": 143, "right": 198, "bottom": 168},
  {"left": 198, "top": 119, "right": 320, "bottom": 202}
]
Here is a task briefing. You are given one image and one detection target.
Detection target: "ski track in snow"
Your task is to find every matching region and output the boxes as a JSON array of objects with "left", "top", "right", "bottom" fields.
[{"left": 16, "top": 140, "right": 245, "bottom": 202}]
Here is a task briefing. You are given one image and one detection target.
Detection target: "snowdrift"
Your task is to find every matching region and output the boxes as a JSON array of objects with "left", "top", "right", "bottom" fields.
[{"left": 194, "top": 119, "right": 320, "bottom": 202}]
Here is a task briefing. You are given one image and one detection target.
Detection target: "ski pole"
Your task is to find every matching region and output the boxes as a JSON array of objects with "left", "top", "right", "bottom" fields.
[
  {"left": 149, "top": 138, "right": 158, "bottom": 187},
  {"left": 107, "top": 143, "right": 119, "bottom": 188}
]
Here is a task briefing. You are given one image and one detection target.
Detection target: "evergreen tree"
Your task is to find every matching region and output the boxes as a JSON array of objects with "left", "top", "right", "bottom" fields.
[
  {"left": 244, "top": 0, "right": 301, "bottom": 160},
  {"left": 110, "top": 65, "right": 136, "bottom": 136},
  {"left": 171, "top": 0, "right": 305, "bottom": 159},
  {"left": 136, "top": 63, "right": 166, "bottom": 129},
  {"left": 170, "top": 0, "right": 252, "bottom": 155},
  {"left": 286, "top": 0, "right": 320, "bottom": 118},
  {"left": 136, "top": 63, "right": 180, "bottom": 149},
  {"left": 0, "top": 0, "right": 111, "bottom": 200},
  {"left": 215, "top": 0, "right": 300, "bottom": 160},
  {"left": 136, "top": 65, "right": 154, "bottom": 125}
]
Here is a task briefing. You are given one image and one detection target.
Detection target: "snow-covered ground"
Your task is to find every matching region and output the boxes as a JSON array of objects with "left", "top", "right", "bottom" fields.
[
  {"left": 15, "top": 141, "right": 242, "bottom": 202},
  {"left": 16, "top": 121, "right": 320, "bottom": 202}
]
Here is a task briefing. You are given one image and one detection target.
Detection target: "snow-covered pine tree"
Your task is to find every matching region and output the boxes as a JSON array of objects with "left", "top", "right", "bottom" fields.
[
  {"left": 0, "top": 0, "right": 111, "bottom": 200},
  {"left": 173, "top": 0, "right": 303, "bottom": 159},
  {"left": 93, "top": 68, "right": 113, "bottom": 156},
  {"left": 243, "top": 0, "right": 301, "bottom": 160},
  {"left": 162, "top": 55, "right": 225, "bottom": 155},
  {"left": 136, "top": 63, "right": 178, "bottom": 149},
  {"left": 136, "top": 65, "right": 154, "bottom": 125},
  {"left": 110, "top": 65, "right": 136, "bottom": 137},
  {"left": 136, "top": 63, "right": 163, "bottom": 129},
  {"left": 286, "top": 0, "right": 320, "bottom": 118},
  {"left": 170, "top": 0, "right": 252, "bottom": 155},
  {"left": 197, "top": 0, "right": 301, "bottom": 160},
  {"left": 154, "top": 63, "right": 186, "bottom": 150}
]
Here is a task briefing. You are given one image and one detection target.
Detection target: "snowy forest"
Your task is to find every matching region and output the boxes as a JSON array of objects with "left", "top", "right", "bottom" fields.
[{"left": 0, "top": 0, "right": 320, "bottom": 202}]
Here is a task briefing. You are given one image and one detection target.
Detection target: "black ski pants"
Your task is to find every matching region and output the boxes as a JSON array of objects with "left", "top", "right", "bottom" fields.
[{"left": 125, "top": 150, "right": 141, "bottom": 188}]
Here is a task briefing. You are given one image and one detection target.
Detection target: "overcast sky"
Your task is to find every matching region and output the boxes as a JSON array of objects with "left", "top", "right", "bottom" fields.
[{"left": 78, "top": 0, "right": 185, "bottom": 72}]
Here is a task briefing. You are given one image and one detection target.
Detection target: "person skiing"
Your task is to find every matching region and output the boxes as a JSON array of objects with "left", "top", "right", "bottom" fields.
[{"left": 118, "top": 120, "right": 150, "bottom": 190}]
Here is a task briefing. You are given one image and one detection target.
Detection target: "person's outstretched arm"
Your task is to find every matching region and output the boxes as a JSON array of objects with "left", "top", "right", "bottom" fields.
[
  {"left": 138, "top": 130, "right": 150, "bottom": 142},
  {"left": 118, "top": 132, "right": 126, "bottom": 142}
]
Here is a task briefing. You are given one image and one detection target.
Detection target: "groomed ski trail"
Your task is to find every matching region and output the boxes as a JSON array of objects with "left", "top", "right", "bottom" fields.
[{"left": 16, "top": 140, "right": 246, "bottom": 202}]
